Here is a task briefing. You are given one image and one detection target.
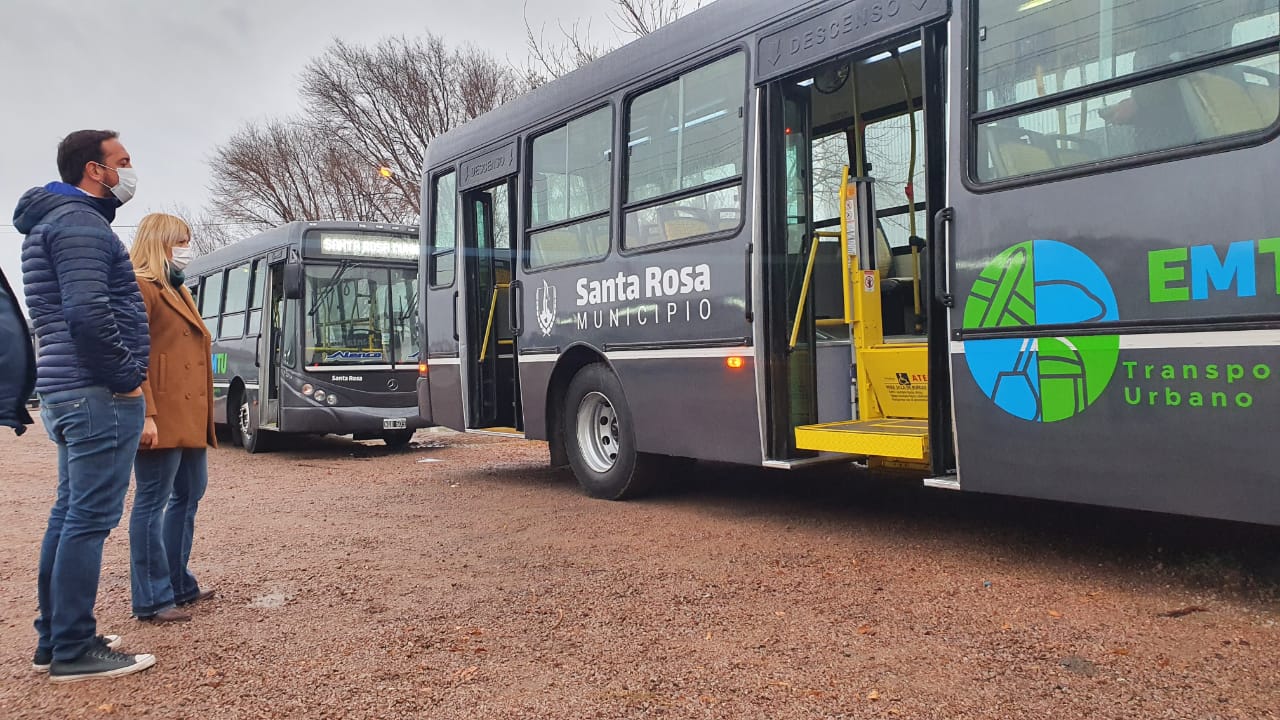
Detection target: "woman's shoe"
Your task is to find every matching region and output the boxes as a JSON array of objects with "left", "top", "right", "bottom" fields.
[
  {"left": 176, "top": 588, "right": 215, "bottom": 607},
  {"left": 140, "top": 608, "right": 191, "bottom": 623}
]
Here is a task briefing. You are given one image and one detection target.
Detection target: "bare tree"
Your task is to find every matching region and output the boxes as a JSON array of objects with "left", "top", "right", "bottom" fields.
[
  {"left": 299, "top": 34, "right": 523, "bottom": 216},
  {"left": 140, "top": 202, "right": 243, "bottom": 256},
  {"left": 609, "top": 0, "right": 702, "bottom": 37},
  {"left": 210, "top": 120, "right": 412, "bottom": 230},
  {"left": 523, "top": 0, "right": 700, "bottom": 83}
]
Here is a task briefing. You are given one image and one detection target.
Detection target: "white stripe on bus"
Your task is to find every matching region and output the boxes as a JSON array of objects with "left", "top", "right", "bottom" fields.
[
  {"left": 950, "top": 328, "right": 1280, "bottom": 354},
  {"left": 517, "top": 347, "right": 749, "bottom": 363}
]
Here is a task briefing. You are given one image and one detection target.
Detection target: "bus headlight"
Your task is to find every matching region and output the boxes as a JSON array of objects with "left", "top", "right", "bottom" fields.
[
  {"left": 326, "top": 393, "right": 338, "bottom": 406},
  {"left": 301, "top": 383, "right": 314, "bottom": 396},
  {"left": 314, "top": 390, "right": 327, "bottom": 403}
]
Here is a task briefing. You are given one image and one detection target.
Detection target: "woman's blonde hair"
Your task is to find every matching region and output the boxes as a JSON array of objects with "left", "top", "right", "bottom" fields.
[{"left": 131, "top": 213, "right": 191, "bottom": 283}]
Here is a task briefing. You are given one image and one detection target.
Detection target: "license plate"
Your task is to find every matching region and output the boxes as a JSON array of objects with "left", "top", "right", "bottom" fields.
[{"left": 382, "top": 418, "right": 407, "bottom": 430}]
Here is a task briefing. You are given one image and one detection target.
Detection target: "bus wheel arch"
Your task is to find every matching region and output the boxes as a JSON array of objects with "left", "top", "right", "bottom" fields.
[
  {"left": 561, "top": 360, "right": 654, "bottom": 501},
  {"left": 546, "top": 345, "right": 610, "bottom": 468}
]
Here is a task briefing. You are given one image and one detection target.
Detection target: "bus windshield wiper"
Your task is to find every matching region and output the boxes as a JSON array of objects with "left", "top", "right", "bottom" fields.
[{"left": 307, "top": 260, "right": 359, "bottom": 316}]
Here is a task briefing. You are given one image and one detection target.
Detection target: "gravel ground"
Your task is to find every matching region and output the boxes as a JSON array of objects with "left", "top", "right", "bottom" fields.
[{"left": 0, "top": 419, "right": 1277, "bottom": 719}]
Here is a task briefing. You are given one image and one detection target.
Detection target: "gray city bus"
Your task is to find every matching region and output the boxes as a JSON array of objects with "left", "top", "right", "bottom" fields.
[
  {"left": 417, "top": 0, "right": 1280, "bottom": 525},
  {"left": 187, "top": 221, "right": 428, "bottom": 452}
]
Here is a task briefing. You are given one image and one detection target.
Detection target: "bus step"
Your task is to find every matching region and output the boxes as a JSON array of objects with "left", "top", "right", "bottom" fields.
[{"left": 794, "top": 418, "right": 929, "bottom": 460}]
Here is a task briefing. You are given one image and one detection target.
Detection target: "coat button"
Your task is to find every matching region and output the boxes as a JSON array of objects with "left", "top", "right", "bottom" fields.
[
  {"left": 185, "top": 362, "right": 191, "bottom": 369},
  {"left": 184, "top": 330, "right": 191, "bottom": 336},
  {"left": 185, "top": 393, "right": 192, "bottom": 399}
]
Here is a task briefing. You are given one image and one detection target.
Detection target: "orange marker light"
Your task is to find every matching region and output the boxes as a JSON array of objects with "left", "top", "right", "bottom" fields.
[
  {"left": 418, "top": 363, "right": 428, "bottom": 375},
  {"left": 726, "top": 356, "right": 745, "bottom": 370}
]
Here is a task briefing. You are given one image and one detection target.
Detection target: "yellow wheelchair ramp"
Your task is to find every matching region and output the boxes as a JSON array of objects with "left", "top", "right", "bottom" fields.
[{"left": 794, "top": 418, "right": 929, "bottom": 460}]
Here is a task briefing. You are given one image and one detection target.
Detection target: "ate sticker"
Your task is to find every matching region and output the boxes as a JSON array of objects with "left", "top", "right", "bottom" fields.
[{"left": 863, "top": 271, "right": 876, "bottom": 292}]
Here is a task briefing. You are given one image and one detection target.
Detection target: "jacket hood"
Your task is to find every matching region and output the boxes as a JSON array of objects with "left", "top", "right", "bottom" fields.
[{"left": 12, "top": 182, "right": 120, "bottom": 234}]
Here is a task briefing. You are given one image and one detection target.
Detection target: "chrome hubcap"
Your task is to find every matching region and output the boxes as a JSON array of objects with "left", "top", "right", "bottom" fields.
[
  {"left": 575, "top": 392, "right": 619, "bottom": 474},
  {"left": 238, "top": 400, "right": 252, "bottom": 441}
]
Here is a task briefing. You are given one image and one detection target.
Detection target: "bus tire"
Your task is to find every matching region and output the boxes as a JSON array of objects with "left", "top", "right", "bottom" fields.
[
  {"left": 235, "top": 391, "right": 271, "bottom": 454},
  {"left": 563, "top": 363, "right": 652, "bottom": 500},
  {"left": 383, "top": 430, "right": 414, "bottom": 449}
]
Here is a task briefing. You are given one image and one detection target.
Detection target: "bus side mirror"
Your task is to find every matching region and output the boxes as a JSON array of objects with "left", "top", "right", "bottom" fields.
[{"left": 283, "top": 262, "right": 304, "bottom": 300}]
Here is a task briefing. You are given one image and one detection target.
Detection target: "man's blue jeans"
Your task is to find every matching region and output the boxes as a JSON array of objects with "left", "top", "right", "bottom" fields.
[
  {"left": 130, "top": 447, "right": 209, "bottom": 616},
  {"left": 36, "top": 386, "right": 145, "bottom": 662}
]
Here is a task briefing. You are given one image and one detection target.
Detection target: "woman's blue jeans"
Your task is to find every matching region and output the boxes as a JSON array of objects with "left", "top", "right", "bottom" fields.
[{"left": 129, "top": 447, "right": 208, "bottom": 617}]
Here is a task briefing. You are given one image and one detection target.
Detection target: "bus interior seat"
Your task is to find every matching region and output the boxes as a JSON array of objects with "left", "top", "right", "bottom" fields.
[
  {"left": 984, "top": 125, "right": 1057, "bottom": 176},
  {"left": 660, "top": 206, "right": 713, "bottom": 242},
  {"left": 530, "top": 229, "right": 580, "bottom": 268},
  {"left": 813, "top": 239, "right": 846, "bottom": 322},
  {"left": 1180, "top": 67, "right": 1279, "bottom": 138}
]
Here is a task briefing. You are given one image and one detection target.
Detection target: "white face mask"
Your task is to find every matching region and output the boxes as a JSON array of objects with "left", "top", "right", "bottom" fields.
[
  {"left": 93, "top": 162, "right": 138, "bottom": 204},
  {"left": 170, "top": 245, "right": 194, "bottom": 270}
]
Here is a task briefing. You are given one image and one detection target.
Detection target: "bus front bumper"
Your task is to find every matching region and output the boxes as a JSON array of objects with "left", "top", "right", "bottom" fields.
[{"left": 279, "top": 404, "right": 431, "bottom": 436}]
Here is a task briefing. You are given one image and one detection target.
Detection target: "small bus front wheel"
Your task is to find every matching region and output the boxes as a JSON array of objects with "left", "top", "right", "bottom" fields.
[
  {"left": 382, "top": 430, "right": 414, "bottom": 449},
  {"left": 234, "top": 391, "right": 271, "bottom": 454},
  {"left": 563, "top": 363, "right": 653, "bottom": 500}
]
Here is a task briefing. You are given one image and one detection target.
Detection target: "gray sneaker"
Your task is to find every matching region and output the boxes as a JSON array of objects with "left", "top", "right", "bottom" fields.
[
  {"left": 48, "top": 644, "right": 155, "bottom": 683},
  {"left": 32, "top": 634, "right": 121, "bottom": 672}
]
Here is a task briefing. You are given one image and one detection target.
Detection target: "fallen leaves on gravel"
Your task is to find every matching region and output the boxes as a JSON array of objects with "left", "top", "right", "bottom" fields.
[{"left": 1158, "top": 605, "right": 1210, "bottom": 618}]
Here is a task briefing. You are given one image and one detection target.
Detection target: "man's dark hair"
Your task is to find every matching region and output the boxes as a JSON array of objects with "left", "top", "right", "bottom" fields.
[{"left": 56, "top": 130, "right": 119, "bottom": 185}]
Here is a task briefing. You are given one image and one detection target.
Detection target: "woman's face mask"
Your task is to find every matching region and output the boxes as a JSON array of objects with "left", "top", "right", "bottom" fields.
[{"left": 170, "top": 244, "right": 194, "bottom": 270}]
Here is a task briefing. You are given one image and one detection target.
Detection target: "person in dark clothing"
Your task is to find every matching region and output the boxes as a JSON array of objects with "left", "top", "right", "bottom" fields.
[
  {"left": 14, "top": 129, "right": 157, "bottom": 682},
  {"left": 0, "top": 265, "right": 35, "bottom": 435}
]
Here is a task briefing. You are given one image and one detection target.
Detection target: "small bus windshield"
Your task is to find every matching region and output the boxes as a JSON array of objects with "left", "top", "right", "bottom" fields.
[{"left": 305, "top": 264, "right": 418, "bottom": 367}]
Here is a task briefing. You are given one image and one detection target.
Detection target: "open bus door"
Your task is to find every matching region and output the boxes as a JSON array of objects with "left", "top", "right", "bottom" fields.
[
  {"left": 762, "top": 25, "right": 955, "bottom": 478},
  {"left": 460, "top": 178, "right": 521, "bottom": 433}
]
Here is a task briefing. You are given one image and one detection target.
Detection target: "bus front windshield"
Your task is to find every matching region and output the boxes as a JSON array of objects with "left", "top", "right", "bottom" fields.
[{"left": 305, "top": 264, "right": 419, "bottom": 367}]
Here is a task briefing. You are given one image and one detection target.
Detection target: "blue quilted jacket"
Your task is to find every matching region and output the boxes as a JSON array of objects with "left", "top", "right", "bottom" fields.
[{"left": 14, "top": 183, "right": 149, "bottom": 395}]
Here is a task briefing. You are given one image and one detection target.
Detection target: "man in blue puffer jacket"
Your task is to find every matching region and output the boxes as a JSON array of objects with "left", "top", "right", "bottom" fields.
[{"left": 14, "top": 129, "right": 158, "bottom": 682}]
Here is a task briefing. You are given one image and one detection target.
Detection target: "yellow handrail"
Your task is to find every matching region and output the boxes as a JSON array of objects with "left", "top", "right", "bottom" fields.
[{"left": 478, "top": 283, "right": 510, "bottom": 362}]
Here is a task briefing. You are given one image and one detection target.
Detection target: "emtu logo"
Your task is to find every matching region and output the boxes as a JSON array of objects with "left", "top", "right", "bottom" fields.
[{"left": 963, "top": 240, "right": 1120, "bottom": 422}]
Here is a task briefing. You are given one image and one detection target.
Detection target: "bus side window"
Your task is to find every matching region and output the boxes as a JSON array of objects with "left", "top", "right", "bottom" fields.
[
  {"left": 248, "top": 258, "right": 267, "bottom": 335},
  {"left": 430, "top": 171, "right": 457, "bottom": 287},
  {"left": 221, "top": 263, "right": 252, "bottom": 340},
  {"left": 528, "top": 106, "right": 613, "bottom": 268},
  {"left": 200, "top": 271, "right": 224, "bottom": 339},
  {"left": 624, "top": 52, "right": 746, "bottom": 249}
]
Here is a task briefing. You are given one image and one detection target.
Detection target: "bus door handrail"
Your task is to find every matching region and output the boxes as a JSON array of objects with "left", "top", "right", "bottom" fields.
[
  {"left": 478, "top": 282, "right": 512, "bottom": 362},
  {"left": 788, "top": 231, "right": 841, "bottom": 351}
]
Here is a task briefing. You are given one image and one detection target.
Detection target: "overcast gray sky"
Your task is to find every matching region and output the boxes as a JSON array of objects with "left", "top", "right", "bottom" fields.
[{"left": 0, "top": 0, "right": 620, "bottom": 315}]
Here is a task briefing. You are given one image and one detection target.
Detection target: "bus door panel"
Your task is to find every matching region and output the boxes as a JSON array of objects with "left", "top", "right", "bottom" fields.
[
  {"left": 763, "top": 79, "right": 821, "bottom": 460},
  {"left": 461, "top": 178, "right": 520, "bottom": 431},
  {"left": 423, "top": 170, "right": 464, "bottom": 431},
  {"left": 260, "top": 259, "right": 287, "bottom": 428}
]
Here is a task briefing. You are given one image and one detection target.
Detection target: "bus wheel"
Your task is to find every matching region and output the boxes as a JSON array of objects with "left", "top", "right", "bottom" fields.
[
  {"left": 564, "top": 364, "right": 652, "bottom": 500},
  {"left": 382, "top": 430, "right": 414, "bottom": 449},
  {"left": 236, "top": 392, "right": 271, "bottom": 454}
]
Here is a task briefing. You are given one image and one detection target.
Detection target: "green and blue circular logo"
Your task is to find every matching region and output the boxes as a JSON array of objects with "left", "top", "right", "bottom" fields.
[{"left": 963, "top": 240, "right": 1120, "bottom": 422}]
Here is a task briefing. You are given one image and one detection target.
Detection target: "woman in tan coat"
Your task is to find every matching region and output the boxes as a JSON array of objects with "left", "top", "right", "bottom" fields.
[{"left": 129, "top": 213, "right": 217, "bottom": 623}]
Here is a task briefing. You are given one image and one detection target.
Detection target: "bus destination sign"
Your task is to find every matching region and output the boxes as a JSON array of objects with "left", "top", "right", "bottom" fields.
[{"left": 310, "top": 233, "right": 418, "bottom": 260}]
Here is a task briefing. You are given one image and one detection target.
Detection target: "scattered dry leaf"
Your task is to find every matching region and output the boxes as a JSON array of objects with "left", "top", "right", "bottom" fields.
[
  {"left": 1111, "top": 647, "right": 1131, "bottom": 656},
  {"left": 97, "top": 705, "right": 115, "bottom": 714},
  {"left": 1048, "top": 610, "right": 1063, "bottom": 619},
  {"left": 867, "top": 689, "right": 881, "bottom": 701},
  {"left": 857, "top": 624, "right": 876, "bottom": 636},
  {"left": 1158, "top": 605, "right": 1209, "bottom": 618}
]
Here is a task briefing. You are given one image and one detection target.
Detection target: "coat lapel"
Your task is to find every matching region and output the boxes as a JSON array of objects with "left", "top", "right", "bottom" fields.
[{"left": 152, "top": 279, "right": 208, "bottom": 337}]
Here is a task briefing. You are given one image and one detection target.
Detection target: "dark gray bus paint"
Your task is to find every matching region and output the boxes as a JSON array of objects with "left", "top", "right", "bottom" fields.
[
  {"left": 187, "top": 220, "right": 429, "bottom": 448},
  {"left": 420, "top": 0, "right": 1280, "bottom": 525}
]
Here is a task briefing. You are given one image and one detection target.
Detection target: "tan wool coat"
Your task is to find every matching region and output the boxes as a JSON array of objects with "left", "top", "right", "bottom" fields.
[{"left": 138, "top": 275, "right": 217, "bottom": 449}]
